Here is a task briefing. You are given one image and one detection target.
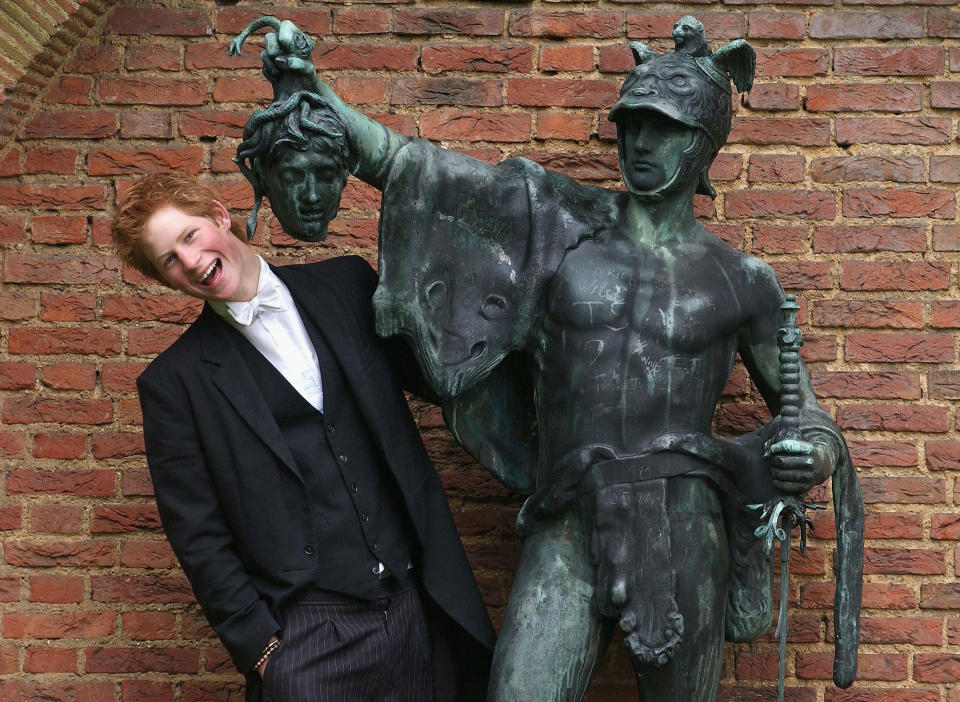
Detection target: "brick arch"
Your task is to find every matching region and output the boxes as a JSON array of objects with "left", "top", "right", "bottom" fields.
[{"left": 0, "top": 0, "right": 118, "bottom": 138}]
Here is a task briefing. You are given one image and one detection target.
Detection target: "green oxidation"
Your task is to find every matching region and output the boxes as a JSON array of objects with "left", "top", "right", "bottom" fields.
[{"left": 234, "top": 13, "right": 864, "bottom": 701}]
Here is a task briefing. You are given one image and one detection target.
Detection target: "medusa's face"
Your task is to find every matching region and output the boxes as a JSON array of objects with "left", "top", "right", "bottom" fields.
[{"left": 264, "top": 145, "right": 346, "bottom": 242}]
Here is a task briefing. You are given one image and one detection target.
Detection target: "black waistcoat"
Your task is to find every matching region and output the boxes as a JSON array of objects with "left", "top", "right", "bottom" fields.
[{"left": 230, "top": 317, "right": 415, "bottom": 600}]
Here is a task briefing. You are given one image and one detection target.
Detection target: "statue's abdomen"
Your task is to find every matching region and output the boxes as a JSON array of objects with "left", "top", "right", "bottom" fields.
[{"left": 535, "top": 237, "right": 739, "bottom": 467}]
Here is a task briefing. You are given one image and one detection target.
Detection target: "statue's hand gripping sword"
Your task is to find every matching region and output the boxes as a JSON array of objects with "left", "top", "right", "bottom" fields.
[{"left": 751, "top": 295, "right": 824, "bottom": 702}]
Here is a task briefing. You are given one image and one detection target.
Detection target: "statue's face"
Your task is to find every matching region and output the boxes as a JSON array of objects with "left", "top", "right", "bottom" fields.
[
  {"left": 619, "top": 110, "right": 696, "bottom": 193},
  {"left": 264, "top": 145, "right": 346, "bottom": 242},
  {"left": 672, "top": 18, "right": 703, "bottom": 51},
  {"left": 375, "top": 247, "right": 524, "bottom": 399},
  {"left": 420, "top": 260, "right": 519, "bottom": 398}
]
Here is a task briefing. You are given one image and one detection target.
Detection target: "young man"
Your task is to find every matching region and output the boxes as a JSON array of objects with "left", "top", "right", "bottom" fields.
[{"left": 112, "top": 172, "right": 494, "bottom": 702}]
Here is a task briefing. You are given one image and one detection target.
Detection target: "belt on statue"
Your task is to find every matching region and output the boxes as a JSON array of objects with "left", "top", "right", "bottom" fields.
[{"left": 582, "top": 452, "right": 722, "bottom": 494}]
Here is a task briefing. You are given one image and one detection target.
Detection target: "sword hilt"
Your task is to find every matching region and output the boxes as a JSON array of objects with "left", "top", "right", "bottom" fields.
[{"left": 777, "top": 294, "right": 803, "bottom": 442}]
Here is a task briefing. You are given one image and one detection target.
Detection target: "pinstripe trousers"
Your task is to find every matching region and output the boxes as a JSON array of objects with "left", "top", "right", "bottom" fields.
[{"left": 261, "top": 585, "right": 436, "bottom": 702}]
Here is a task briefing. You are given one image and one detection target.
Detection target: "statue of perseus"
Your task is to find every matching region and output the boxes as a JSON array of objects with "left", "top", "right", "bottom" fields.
[{"left": 230, "top": 16, "right": 863, "bottom": 702}]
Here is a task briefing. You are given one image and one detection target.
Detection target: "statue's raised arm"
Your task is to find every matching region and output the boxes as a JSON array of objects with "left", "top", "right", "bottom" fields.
[{"left": 231, "top": 16, "right": 862, "bottom": 702}]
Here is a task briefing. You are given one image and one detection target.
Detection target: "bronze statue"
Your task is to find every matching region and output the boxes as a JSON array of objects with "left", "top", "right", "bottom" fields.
[
  {"left": 231, "top": 16, "right": 863, "bottom": 702},
  {"left": 234, "top": 89, "right": 355, "bottom": 242}
]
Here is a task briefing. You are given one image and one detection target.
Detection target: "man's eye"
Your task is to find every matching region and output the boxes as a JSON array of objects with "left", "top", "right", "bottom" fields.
[
  {"left": 670, "top": 76, "right": 687, "bottom": 87},
  {"left": 163, "top": 254, "right": 176, "bottom": 267}
]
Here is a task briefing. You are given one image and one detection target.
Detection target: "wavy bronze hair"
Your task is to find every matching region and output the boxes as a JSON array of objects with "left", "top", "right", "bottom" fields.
[{"left": 235, "top": 90, "right": 357, "bottom": 240}]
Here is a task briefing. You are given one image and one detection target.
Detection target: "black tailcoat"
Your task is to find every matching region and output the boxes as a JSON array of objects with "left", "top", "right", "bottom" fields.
[{"left": 137, "top": 256, "right": 494, "bottom": 701}]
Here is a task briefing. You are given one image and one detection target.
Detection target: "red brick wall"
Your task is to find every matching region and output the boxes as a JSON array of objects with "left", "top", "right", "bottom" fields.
[{"left": 1, "top": 2, "right": 959, "bottom": 701}]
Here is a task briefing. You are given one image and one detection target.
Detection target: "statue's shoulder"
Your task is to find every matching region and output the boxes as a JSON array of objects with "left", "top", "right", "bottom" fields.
[
  {"left": 702, "top": 236, "right": 783, "bottom": 313},
  {"left": 704, "top": 235, "right": 776, "bottom": 282},
  {"left": 738, "top": 250, "right": 780, "bottom": 291}
]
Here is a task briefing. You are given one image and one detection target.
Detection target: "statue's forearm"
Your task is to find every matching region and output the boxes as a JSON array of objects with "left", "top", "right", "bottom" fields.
[{"left": 310, "top": 75, "right": 409, "bottom": 189}]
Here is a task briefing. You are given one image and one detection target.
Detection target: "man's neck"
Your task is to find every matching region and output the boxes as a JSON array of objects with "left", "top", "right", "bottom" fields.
[
  {"left": 232, "top": 252, "right": 264, "bottom": 302},
  {"left": 623, "top": 189, "right": 700, "bottom": 247}
]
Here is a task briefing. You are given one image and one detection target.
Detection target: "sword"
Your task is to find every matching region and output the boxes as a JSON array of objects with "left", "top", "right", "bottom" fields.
[
  {"left": 752, "top": 295, "right": 823, "bottom": 702},
  {"left": 775, "top": 517, "right": 790, "bottom": 702}
]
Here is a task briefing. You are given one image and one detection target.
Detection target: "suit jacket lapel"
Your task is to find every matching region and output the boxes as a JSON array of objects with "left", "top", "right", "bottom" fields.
[
  {"left": 197, "top": 305, "right": 302, "bottom": 480},
  {"left": 273, "top": 266, "right": 392, "bottom": 454}
]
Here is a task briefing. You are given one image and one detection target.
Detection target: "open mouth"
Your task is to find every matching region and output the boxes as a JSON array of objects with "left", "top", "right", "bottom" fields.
[
  {"left": 199, "top": 259, "right": 221, "bottom": 286},
  {"left": 300, "top": 208, "right": 330, "bottom": 222}
]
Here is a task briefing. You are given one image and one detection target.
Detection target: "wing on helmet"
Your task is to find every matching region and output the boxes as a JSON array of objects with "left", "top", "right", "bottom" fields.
[{"left": 711, "top": 39, "right": 756, "bottom": 94}]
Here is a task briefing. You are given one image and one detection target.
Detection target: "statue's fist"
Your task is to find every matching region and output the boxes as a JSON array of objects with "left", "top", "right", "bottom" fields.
[
  {"left": 263, "top": 21, "right": 316, "bottom": 76},
  {"left": 765, "top": 438, "right": 827, "bottom": 495},
  {"left": 228, "top": 16, "right": 316, "bottom": 84}
]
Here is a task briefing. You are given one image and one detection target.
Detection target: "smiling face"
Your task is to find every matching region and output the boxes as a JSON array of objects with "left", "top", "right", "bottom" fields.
[
  {"left": 264, "top": 144, "right": 347, "bottom": 242},
  {"left": 619, "top": 110, "right": 696, "bottom": 193},
  {"left": 140, "top": 201, "right": 261, "bottom": 302}
]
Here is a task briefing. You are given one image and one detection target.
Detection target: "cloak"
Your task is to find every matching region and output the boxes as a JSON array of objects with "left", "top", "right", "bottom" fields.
[{"left": 373, "top": 139, "right": 621, "bottom": 493}]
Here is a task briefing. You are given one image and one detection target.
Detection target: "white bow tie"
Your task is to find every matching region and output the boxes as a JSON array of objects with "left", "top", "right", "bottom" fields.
[{"left": 227, "top": 282, "right": 287, "bottom": 327}]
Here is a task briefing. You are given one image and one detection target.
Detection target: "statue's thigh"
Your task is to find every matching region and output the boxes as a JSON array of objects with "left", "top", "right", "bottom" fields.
[
  {"left": 637, "top": 478, "right": 729, "bottom": 702},
  {"left": 489, "top": 511, "right": 612, "bottom": 702}
]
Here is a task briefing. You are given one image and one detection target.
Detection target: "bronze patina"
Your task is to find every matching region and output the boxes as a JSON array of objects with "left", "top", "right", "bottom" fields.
[{"left": 231, "top": 17, "right": 864, "bottom": 702}]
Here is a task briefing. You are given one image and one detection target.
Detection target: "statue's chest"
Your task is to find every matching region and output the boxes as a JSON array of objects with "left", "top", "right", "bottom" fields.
[{"left": 546, "top": 238, "right": 741, "bottom": 351}]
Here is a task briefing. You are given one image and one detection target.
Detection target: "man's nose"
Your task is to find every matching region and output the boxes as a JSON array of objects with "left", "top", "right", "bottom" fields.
[
  {"left": 301, "top": 175, "right": 322, "bottom": 203},
  {"left": 180, "top": 245, "right": 202, "bottom": 270},
  {"left": 633, "top": 123, "right": 652, "bottom": 147}
]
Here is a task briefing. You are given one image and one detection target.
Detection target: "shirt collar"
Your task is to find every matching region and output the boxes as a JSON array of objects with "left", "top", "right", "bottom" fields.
[{"left": 210, "top": 257, "right": 287, "bottom": 327}]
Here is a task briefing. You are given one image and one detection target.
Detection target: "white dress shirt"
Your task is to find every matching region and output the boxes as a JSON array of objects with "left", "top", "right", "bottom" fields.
[{"left": 210, "top": 257, "right": 324, "bottom": 412}]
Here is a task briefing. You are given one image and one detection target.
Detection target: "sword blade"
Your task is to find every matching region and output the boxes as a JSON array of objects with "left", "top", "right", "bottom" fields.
[{"left": 776, "top": 524, "right": 791, "bottom": 702}]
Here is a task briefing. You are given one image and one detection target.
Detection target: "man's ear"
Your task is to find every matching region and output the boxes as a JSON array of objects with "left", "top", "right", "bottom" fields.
[{"left": 211, "top": 200, "right": 232, "bottom": 231}]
